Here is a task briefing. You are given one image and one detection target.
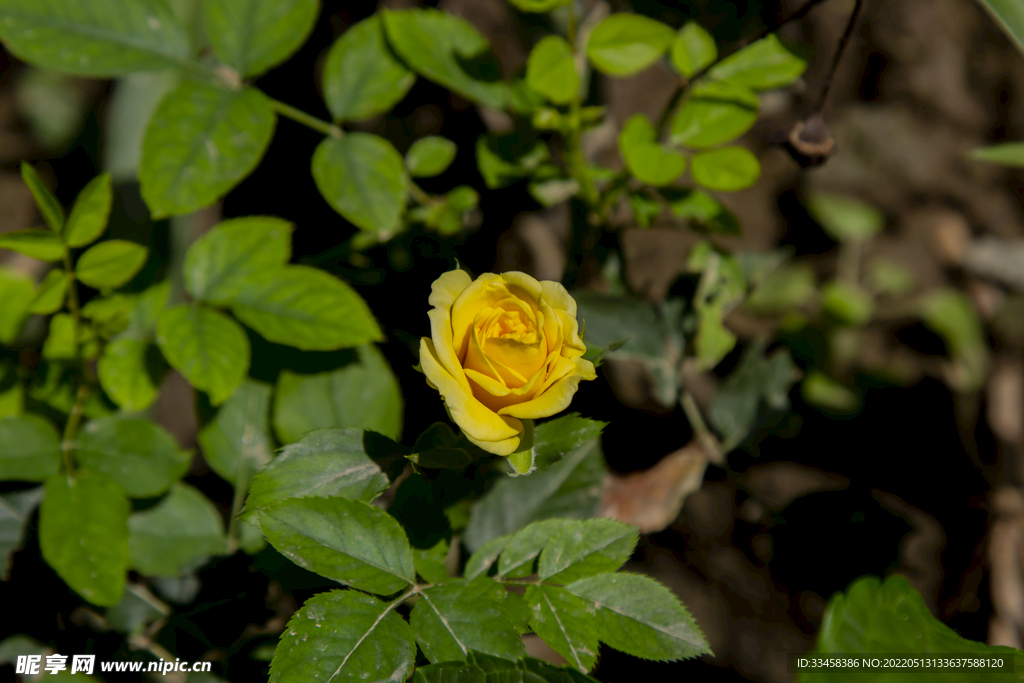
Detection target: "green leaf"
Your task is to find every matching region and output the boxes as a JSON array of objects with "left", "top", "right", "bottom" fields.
[
  {"left": 311, "top": 133, "right": 407, "bottom": 237},
  {"left": 803, "top": 575, "right": 1024, "bottom": 683},
  {"left": 28, "top": 269, "right": 67, "bottom": 315},
  {"left": 807, "top": 191, "right": 883, "bottom": 242},
  {"left": 586, "top": 14, "right": 675, "bottom": 77},
  {"left": 76, "top": 240, "right": 148, "bottom": 289},
  {"left": 507, "top": 0, "right": 570, "bottom": 12},
  {"left": 670, "top": 22, "right": 716, "bottom": 78},
  {"left": 0, "top": 486, "right": 42, "bottom": 580},
  {"left": 105, "top": 583, "right": 170, "bottom": 634},
  {"left": 183, "top": 216, "right": 291, "bottom": 304},
  {"left": 244, "top": 428, "right": 391, "bottom": 516},
  {"left": 323, "top": 15, "right": 415, "bottom": 122},
  {"left": 412, "top": 583, "right": 527, "bottom": 663},
  {"left": 414, "top": 539, "right": 451, "bottom": 584},
  {"left": 499, "top": 519, "right": 572, "bottom": 578},
  {"left": 64, "top": 173, "right": 112, "bottom": 247},
  {"left": 155, "top": 304, "right": 250, "bottom": 405},
  {"left": 0, "top": 268, "right": 34, "bottom": 344},
  {"left": 0, "top": 0, "right": 191, "bottom": 76},
  {"left": 619, "top": 114, "right": 686, "bottom": 186},
  {"left": 867, "top": 259, "right": 915, "bottom": 296},
  {"left": 269, "top": 589, "right": 416, "bottom": 683},
  {"left": 140, "top": 82, "right": 275, "bottom": 218},
  {"left": 82, "top": 293, "right": 137, "bottom": 338},
  {"left": 920, "top": 289, "right": 988, "bottom": 391},
  {"left": 525, "top": 584, "right": 599, "bottom": 672},
  {"left": 0, "top": 362, "right": 22, "bottom": 419},
  {"left": 973, "top": 0, "right": 1024, "bottom": 55},
  {"left": 566, "top": 572, "right": 710, "bottom": 661},
  {"left": 0, "top": 229, "right": 64, "bottom": 261},
  {"left": 203, "top": 0, "right": 318, "bottom": 78},
  {"left": 476, "top": 135, "right": 549, "bottom": 189},
  {"left": 538, "top": 519, "right": 638, "bottom": 584},
  {"left": 230, "top": 265, "right": 383, "bottom": 350},
  {"left": 20, "top": 162, "right": 64, "bottom": 232},
  {"left": 128, "top": 483, "right": 226, "bottom": 576},
  {"left": 709, "top": 342, "right": 799, "bottom": 445},
  {"left": 671, "top": 80, "right": 758, "bottom": 148},
  {"left": 695, "top": 300, "right": 736, "bottom": 370},
  {"left": 464, "top": 437, "right": 605, "bottom": 552},
  {"left": 0, "top": 414, "right": 61, "bottom": 481},
  {"left": 744, "top": 264, "right": 816, "bottom": 313},
  {"left": 970, "top": 141, "right": 1024, "bottom": 168},
  {"left": 414, "top": 662, "right": 487, "bottom": 683},
  {"left": 382, "top": 8, "right": 509, "bottom": 110},
  {"left": 40, "top": 471, "right": 128, "bottom": 606},
  {"left": 42, "top": 312, "right": 100, "bottom": 361},
  {"left": 97, "top": 336, "right": 160, "bottom": 411},
  {"left": 532, "top": 414, "right": 606, "bottom": 470},
  {"left": 708, "top": 34, "right": 807, "bottom": 90},
  {"left": 801, "top": 370, "right": 859, "bottom": 412},
  {"left": 821, "top": 282, "right": 873, "bottom": 326},
  {"left": 527, "top": 35, "right": 579, "bottom": 105},
  {"left": 665, "top": 189, "right": 740, "bottom": 235},
  {"left": 406, "top": 136, "right": 458, "bottom": 178},
  {"left": 259, "top": 496, "right": 415, "bottom": 594},
  {"left": 197, "top": 379, "right": 272, "bottom": 484},
  {"left": 464, "top": 534, "right": 511, "bottom": 581},
  {"left": 74, "top": 415, "right": 190, "bottom": 498},
  {"left": 273, "top": 345, "right": 402, "bottom": 444},
  {"left": 691, "top": 146, "right": 760, "bottom": 191}
]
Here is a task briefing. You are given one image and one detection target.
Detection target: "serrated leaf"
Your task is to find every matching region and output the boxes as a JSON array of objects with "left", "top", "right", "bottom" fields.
[
  {"left": 412, "top": 583, "right": 528, "bottom": 663},
  {"left": 64, "top": 173, "right": 112, "bottom": 247},
  {"left": 230, "top": 265, "right": 382, "bottom": 351},
  {"left": 140, "top": 82, "right": 275, "bottom": 218},
  {"left": 619, "top": 114, "right": 685, "bottom": 186},
  {"left": 586, "top": 14, "right": 675, "bottom": 77},
  {"left": 464, "top": 438, "right": 604, "bottom": 552},
  {"left": 198, "top": 379, "right": 272, "bottom": 484},
  {"left": 382, "top": 8, "right": 509, "bottom": 110},
  {"left": 0, "top": 0, "right": 191, "bottom": 76},
  {"left": 413, "top": 662, "right": 486, "bottom": 683},
  {"left": 565, "top": 572, "right": 710, "bottom": 661},
  {"left": 691, "top": 146, "right": 760, "bottom": 191},
  {"left": 183, "top": 216, "right": 292, "bottom": 304},
  {"left": 128, "top": 482, "right": 226, "bottom": 576},
  {"left": 464, "top": 534, "right": 511, "bottom": 581},
  {"left": 538, "top": 519, "right": 638, "bottom": 584},
  {"left": 533, "top": 414, "right": 606, "bottom": 470},
  {"left": 75, "top": 240, "right": 148, "bottom": 289},
  {"left": 526, "top": 35, "right": 578, "bottom": 105},
  {"left": 708, "top": 34, "right": 806, "bottom": 90},
  {"left": 40, "top": 471, "right": 128, "bottom": 606},
  {"left": 323, "top": 15, "right": 415, "bottom": 122},
  {"left": 312, "top": 133, "right": 407, "bottom": 237},
  {"left": 203, "top": 0, "right": 318, "bottom": 78},
  {"left": 414, "top": 539, "right": 451, "bottom": 584},
  {"left": 499, "top": 519, "right": 573, "bottom": 578},
  {"left": 273, "top": 345, "right": 402, "bottom": 444},
  {"left": 671, "top": 80, "right": 758, "bottom": 148},
  {"left": 0, "top": 268, "right": 34, "bottom": 344},
  {"left": 406, "top": 136, "right": 458, "bottom": 178},
  {"left": 0, "top": 229, "right": 64, "bottom": 261},
  {"left": 0, "top": 486, "right": 42, "bottom": 580},
  {"left": 525, "top": 584, "right": 599, "bottom": 672},
  {"left": 97, "top": 336, "right": 160, "bottom": 411},
  {"left": 28, "top": 269, "right": 67, "bottom": 315},
  {"left": 259, "top": 495, "right": 415, "bottom": 594},
  {"left": 803, "top": 575, "right": 1024, "bottom": 682},
  {"left": 269, "top": 590, "right": 416, "bottom": 683},
  {"left": 19, "top": 162, "right": 64, "bottom": 232},
  {"left": 74, "top": 415, "right": 190, "bottom": 498},
  {"left": 155, "top": 304, "right": 250, "bottom": 405},
  {"left": 0, "top": 414, "right": 61, "bottom": 481},
  {"left": 670, "top": 22, "right": 716, "bottom": 78},
  {"left": 245, "top": 428, "right": 392, "bottom": 515}
]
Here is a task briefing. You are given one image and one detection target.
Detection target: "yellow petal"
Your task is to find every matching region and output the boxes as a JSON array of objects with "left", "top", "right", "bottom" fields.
[
  {"left": 540, "top": 280, "right": 578, "bottom": 317},
  {"left": 452, "top": 272, "right": 543, "bottom": 357},
  {"left": 420, "top": 337, "right": 522, "bottom": 443},
  {"left": 429, "top": 269, "right": 472, "bottom": 309},
  {"left": 427, "top": 269, "right": 473, "bottom": 387},
  {"left": 463, "top": 430, "right": 521, "bottom": 456},
  {"left": 498, "top": 357, "right": 597, "bottom": 419}
]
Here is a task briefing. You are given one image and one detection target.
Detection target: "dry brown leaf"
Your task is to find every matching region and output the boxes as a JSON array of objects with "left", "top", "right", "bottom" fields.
[{"left": 599, "top": 442, "right": 708, "bottom": 533}]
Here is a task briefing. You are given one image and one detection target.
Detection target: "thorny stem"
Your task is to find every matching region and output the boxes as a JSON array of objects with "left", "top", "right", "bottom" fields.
[{"left": 267, "top": 98, "right": 343, "bottom": 138}]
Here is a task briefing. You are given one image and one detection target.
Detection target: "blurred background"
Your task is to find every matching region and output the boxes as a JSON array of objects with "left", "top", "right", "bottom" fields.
[{"left": 2, "top": 0, "right": 1024, "bottom": 682}]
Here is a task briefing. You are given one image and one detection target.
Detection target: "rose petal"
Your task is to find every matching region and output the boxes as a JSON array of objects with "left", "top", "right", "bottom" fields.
[{"left": 498, "top": 357, "right": 597, "bottom": 419}]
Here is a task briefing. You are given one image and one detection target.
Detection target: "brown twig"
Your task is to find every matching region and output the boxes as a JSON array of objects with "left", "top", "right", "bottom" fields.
[{"left": 816, "top": 0, "right": 865, "bottom": 111}]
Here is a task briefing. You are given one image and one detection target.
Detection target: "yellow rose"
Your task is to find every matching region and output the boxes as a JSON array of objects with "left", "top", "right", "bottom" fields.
[{"left": 419, "top": 269, "right": 597, "bottom": 456}]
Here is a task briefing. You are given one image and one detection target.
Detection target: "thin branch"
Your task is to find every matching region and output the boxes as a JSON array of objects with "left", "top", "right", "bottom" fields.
[
  {"left": 267, "top": 98, "right": 343, "bottom": 138},
  {"left": 815, "top": 0, "right": 864, "bottom": 111}
]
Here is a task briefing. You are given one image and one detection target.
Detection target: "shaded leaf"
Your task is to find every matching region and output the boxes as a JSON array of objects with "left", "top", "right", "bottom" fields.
[
  {"left": 0, "top": 414, "right": 61, "bottom": 482},
  {"left": 155, "top": 304, "right": 250, "bottom": 405},
  {"left": 414, "top": 539, "right": 451, "bottom": 584},
  {"left": 586, "top": 14, "right": 675, "bottom": 76},
  {"left": 0, "top": 268, "right": 34, "bottom": 343},
  {"left": 665, "top": 189, "right": 741, "bottom": 235},
  {"left": 807, "top": 191, "right": 883, "bottom": 242},
  {"left": 0, "top": 486, "right": 42, "bottom": 579},
  {"left": 463, "top": 534, "right": 511, "bottom": 581},
  {"left": 690, "top": 146, "right": 760, "bottom": 191},
  {"left": 27, "top": 269, "right": 67, "bottom": 315},
  {"left": 532, "top": 414, "right": 606, "bottom": 470},
  {"left": 75, "top": 240, "right": 148, "bottom": 289},
  {"left": 97, "top": 336, "right": 160, "bottom": 411},
  {"left": 0, "top": 229, "right": 63, "bottom": 261},
  {"left": 198, "top": 379, "right": 273, "bottom": 484},
  {"left": 412, "top": 583, "right": 527, "bottom": 663},
  {"left": 744, "top": 264, "right": 816, "bottom": 313},
  {"left": 128, "top": 483, "right": 226, "bottom": 576},
  {"left": 64, "top": 172, "right": 112, "bottom": 247},
  {"left": 203, "top": 0, "right": 319, "bottom": 78},
  {"left": 40, "top": 471, "right": 128, "bottom": 606},
  {"left": 75, "top": 415, "right": 190, "bottom": 498},
  {"left": 525, "top": 584, "right": 599, "bottom": 672},
  {"left": 20, "top": 162, "right": 63, "bottom": 232},
  {"left": 259, "top": 495, "right": 415, "bottom": 594}
]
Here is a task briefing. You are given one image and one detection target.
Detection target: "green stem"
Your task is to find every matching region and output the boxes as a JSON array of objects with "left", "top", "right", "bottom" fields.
[
  {"left": 60, "top": 384, "right": 89, "bottom": 485},
  {"left": 225, "top": 464, "right": 253, "bottom": 554},
  {"left": 408, "top": 180, "right": 433, "bottom": 206},
  {"left": 267, "top": 98, "right": 343, "bottom": 138},
  {"left": 680, "top": 391, "right": 723, "bottom": 465}
]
